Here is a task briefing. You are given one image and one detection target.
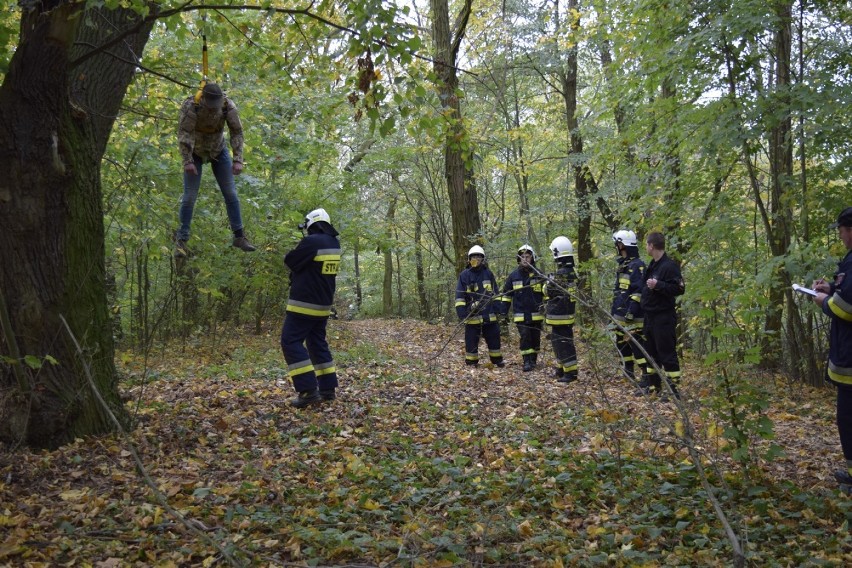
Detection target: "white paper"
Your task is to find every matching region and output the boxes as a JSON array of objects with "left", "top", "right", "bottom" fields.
[{"left": 792, "top": 284, "right": 818, "bottom": 297}]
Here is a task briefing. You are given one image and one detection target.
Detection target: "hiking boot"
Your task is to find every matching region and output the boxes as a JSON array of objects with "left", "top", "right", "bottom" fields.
[
  {"left": 174, "top": 239, "right": 189, "bottom": 258},
  {"left": 290, "top": 389, "right": 321, "bottom": 408},
  {"left": 320, "top": 389, "right": 336, "bottom": 401},
  {"left": 553, "top": 367, "right": 565, "bottom": 380},
  {"left": 522, "top": 355, "right": 534, "bottom": 372},
  {"left": 495, "top": 361, "right": 505, "bottom": 368},
  {"left": 232, "top": 236, "right": 256, "bottom": 252}
]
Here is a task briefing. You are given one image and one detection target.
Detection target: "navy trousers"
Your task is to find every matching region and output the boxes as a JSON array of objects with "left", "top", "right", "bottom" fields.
[{"left": 281, "top": 312, "right": 338, "bottom": 393}]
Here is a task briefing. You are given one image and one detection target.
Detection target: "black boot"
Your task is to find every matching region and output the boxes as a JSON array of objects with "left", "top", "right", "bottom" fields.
[
  {"left": 553, "top": 367, "right": 565, "bottom": 380},
  {"left": 633, "top": 375, "right": 652, "bottom": 396},
  {"left": 319, "top": 389, "right": 336, "bottom": 401},
  {"left": 531, "top": 353, "right": 538, "bottom": 369},
  {"left": 557, "top": 371, "right": 578, "bottom": 384},
  {"left": 290, "top": 389, "right": 321, "bottom": 408},
  {"left": 522, "top": 354, "right": 533, "bottom": 372}
]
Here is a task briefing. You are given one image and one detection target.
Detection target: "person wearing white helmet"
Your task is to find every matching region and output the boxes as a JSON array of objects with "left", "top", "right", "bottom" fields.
[
  {"left": 544, "top": 236, "right": 579, "bottom": 383},
  {"left": 611, "top": 229, "right": 648, "bottom": 389},
  {"left": 454, "top": 245, "right": 505, "bottom": 368},
  {"left": 281, "top": 208, "right": 342, "bottom": 408},
  {"left": 500, "top": 244, "right": 545, "bottom": 372}
]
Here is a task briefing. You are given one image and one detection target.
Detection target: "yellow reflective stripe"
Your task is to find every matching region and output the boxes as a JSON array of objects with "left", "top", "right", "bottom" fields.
[
  {"left": 467, "top": 317, "right": 483, "bottom": 324},
  {"left": 829, "top": 361, "right": 852, "bottom": 384},
  {"left": 287, "top": 305, "right": 332, "bottom": 317},
  {"left": 288, "top": 360, "right": 315, "bottom": 377},
  {"left": 315, "top": 366, "right": 337, "bottom": 376},
  {"left": 455, "top": 300, "right": 467, "bottom": 307},
  {"left": 828, "top": 294, "right": 852, "bottom": 322},
  {"left": 315, "top": 254, "right": 342, "bottom": 261},
  {"left": 546, "top": 318, "right": 575, "bottom": 325}
]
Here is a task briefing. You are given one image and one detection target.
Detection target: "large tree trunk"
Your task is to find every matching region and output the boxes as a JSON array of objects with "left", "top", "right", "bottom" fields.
[
  {"left": 0, "top": 3, "right": 155, "bottom": 448},
  {"left": 431, "top": 0, "right": 481, "bottom": 273}
]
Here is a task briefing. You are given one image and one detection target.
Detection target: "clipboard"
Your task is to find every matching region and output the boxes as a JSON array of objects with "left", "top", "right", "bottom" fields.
[{"left": 792, "top": 284, "right": 818, "bottom": 297}]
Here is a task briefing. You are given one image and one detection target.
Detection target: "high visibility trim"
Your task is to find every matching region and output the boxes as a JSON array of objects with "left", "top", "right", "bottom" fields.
[
  {"left": 630, "top": 294, "right": 641, "bottom": 303},
  {"left": 316, "top": 247, "right": 342, "bottom": 256},
  {"left": 512, "top": 281, "right": 523, "bottom": 290},
  {"left": 623, "top": 355, "right": 635, "bottom": 363},
  {"left": 501, "top": 297, "right": 512, "bottom": 303},
  {"left": 315, "top": 366, "right": 337, "bottom": 377},
  {"left": 288, "top": 360, "right": 315, "bottom": 377},
  {"left": 521, "top": 348, "right": 536, "bottom": 356},
  {"left": 466, "top": 317, "right": 483, "bottom": 324},
  {"left": 546, "top": 317, "right": 575, "bottom": 325},
  {"left": 287, "top": 301, "right": 332, "bottom": 317},
  {"left": 488, "top": 350, "right": 502, "bottom": 358},
  {"left": 315, "top": 254, "right": 342, "bottom": 261},
  {"left": 665, "top": 370, "right": 682, "bottom": 379},
  {"left": 455, "top": 300, "right": 467, "bottom": 307},
  {"left": 828, "top": 294, "right": 852, "bottom": 322},
  {"left": 465, "top": 353, "right": 479, "bottom": 361},
  {"left": 829, "top": 361, "right": 852, "bottom": 384},
  {"left": 562, "top": 363, "right": 578, "bottom": 372}
]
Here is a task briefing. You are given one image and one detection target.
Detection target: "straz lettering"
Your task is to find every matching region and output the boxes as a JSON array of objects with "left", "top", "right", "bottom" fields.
[{"left": 322, "top": 261, "right": 340, "bottom": 275}]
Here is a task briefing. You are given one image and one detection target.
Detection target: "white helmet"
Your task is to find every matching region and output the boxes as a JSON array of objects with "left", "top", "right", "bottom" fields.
[
  {"left": 304, "top": 208, "right": 331, "bottom": 230},
  {"left": 612, "top": 229, "right": 638, "bottom": 247},
  {"left": 517, "top": 244, "right": 537, "bottom": 262},
  {"left": 550, "top": 236, "right": 574, "bottom": 259},
  {"left": 467, "top": 245, "right": 486, "bottom": 259}
]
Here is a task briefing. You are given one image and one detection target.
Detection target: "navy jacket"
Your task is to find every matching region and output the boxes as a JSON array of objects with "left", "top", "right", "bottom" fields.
[
  {"left": 500, "top": 265, "right": 545, "bottom": 323},
  {"left": 544, "top": 262, "right": 577, "bottom": 326},
  {"left": 285, "top": 233, "right": 341, "bottom": 318},
  {"left": 612, "top": 255, "right": 646, "bottom": 322},
  {"left": 824, "top": 250, "right": 852, "bottom": 385},
  {"left": 640, "top": 253, "right": 685, "bottom": 314},
  {"left": 455, "top": 264, "right": 501, "bottom": 324}
]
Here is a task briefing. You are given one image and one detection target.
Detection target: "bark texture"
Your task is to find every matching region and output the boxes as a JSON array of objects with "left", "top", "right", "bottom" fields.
[{"left": 0, "top": 3, "right": 156, "bottom": 448}]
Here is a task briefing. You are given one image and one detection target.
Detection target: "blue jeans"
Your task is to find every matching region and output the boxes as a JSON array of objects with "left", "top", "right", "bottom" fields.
[{"left": 177, "top": 147, "right": 243, "bottom": 241}]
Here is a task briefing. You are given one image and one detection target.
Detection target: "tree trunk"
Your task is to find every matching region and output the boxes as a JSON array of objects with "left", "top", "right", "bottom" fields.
[
  {"left": 0, "top": 3, "right": 156, "bottom": 448},
  {"left": 430, "top": 0, "right": 481, "bottom": 273},
  {"left": 414, "top": 196, "right": 429, "bottom": 320},
  {"left": 560, "top": 0, "right": 592, "bottom": 271},
  {"left": 382, "top": 197, "right": 397, "bottom": 316},
  {"left": 762, "top": 1, "right": 795, "bottom": 370}
]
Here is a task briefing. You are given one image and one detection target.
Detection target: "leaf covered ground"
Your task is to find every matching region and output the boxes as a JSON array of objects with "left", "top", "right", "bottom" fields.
[{"left": 2, "top": 318, "right": 852, "bottom": 567}]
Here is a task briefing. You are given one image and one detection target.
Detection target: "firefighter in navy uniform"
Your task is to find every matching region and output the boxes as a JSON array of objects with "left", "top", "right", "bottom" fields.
[
  {"left": 610, "top": 230, "right": 647, "bottom": 387},
  {"left": 544, "top": 237, "right": 579, "bottom": 383},
  {"left": 811, "top": 206, "right": 852, "bottom": 491},
  {"left": 455, "top": 246, "right": 505, "bottom": 367},
  {"left": 639, "top": 232, "right": 685, "bottom": 398},
  {"left": 281, "top": 208, "right": 342, "bottom": 408},
  {"left": 500, "top": 245, "right": 545, "bottom": 372}
]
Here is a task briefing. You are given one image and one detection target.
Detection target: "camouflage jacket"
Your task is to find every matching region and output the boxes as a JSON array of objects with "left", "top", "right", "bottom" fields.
[{"left": 178, "top": 96, "right": 244, "bottom": 165}]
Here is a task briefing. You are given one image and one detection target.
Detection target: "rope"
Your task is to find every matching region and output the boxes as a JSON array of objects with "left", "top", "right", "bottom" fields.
[{"left": 194, "top": 10, "right": 209, "bottom": 104}]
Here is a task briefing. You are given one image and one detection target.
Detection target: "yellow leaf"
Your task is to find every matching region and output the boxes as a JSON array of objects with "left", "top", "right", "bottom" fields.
[
  {"left": 59, "top": 489, "right": 88, "bottom": 501},
  {"left": 362, "top": 499, "right": 381, "bottom": 511},
  {"left": 675, "top": 420, "right": 684, "bottom": 437},
  {"left": 518, "top": 519, "right": 534, "bottom": 537}
]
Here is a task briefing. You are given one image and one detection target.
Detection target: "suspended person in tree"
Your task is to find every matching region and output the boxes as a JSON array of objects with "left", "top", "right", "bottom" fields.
[
  {"left": 455, "top": 246, "right": 505, "bottom": 368},
  {"left": 174, "top": 83, "right": 256, "bottom": 257},
  {"left": 811, "top": 207, "right": 852, "bottom": 492},
  {"left": 610, "top": 230, "right": 647, "bottom": 390},
  {"left": 500, "top": 244, "right": 545, "bottom": 372},
  {"left": 281, "top": 208, "right": 342, "bottom": 408},
  {"left": 544, "top": 237, "right": 579, "bottom": 383},
  {"left": 638, "top": 232, "right": 685, "bottom": 399}
]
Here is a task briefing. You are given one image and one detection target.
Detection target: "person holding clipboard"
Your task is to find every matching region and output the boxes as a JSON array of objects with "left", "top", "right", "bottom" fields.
[{"left": 811, "top": 207, "right": 852, "bottom": 491}]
